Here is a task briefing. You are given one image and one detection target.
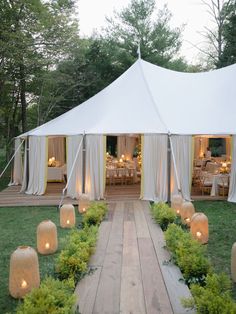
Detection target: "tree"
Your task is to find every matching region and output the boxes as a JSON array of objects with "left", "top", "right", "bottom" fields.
[
  {"left": 0, "top": 0, "right": 79, "bottom": 152},
  {"left": 219, "top": 0, "right": 236, "bottom": 66},
  {"left": 200, "top": 0, "right": 233, "bottom": 67},
  {"left": 103, "top": 0, "right": 186, "bottom": 69}
]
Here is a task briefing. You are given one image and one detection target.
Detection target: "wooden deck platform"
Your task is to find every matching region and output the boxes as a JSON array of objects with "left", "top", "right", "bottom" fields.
[
  {"left": 0, "top": 183, "right": 226, "bottom": 207},
  {"left": 75, "top": 201, "right": 194, "bottom": 314}
]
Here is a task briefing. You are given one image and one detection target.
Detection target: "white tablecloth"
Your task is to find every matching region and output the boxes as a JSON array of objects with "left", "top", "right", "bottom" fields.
[
  {"left": 47, "top": 165, "right": 66, "bottom": 182},
  {"left": 210, "top": 174, "right": 229, "bottom": 196}
]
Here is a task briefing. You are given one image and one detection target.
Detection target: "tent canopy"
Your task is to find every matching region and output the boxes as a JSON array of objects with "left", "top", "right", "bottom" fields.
[{"left": 20, "top": 59, "right": 236, "bottom": 137}]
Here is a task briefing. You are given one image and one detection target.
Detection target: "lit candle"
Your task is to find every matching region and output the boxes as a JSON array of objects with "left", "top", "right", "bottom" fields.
[
  {"left": 21, "top": 280, "right": 27, "bottom": 289},
  {"left": 66, "top": 219, "right": 70, "bottom": 225},
  {"left": 51, "top": 157, "right": 55, "bottom": 162},
  {"left": 119, "top": 158, "right": 123, "bottom": 163},
  {"left": 82, "top": 208, "right": 86, "bottom": 213},
  {"left": 45, "top": 242, "right": 50, "bottom": 249},
  {"left": 185, "top": 217, "right": 190, "bottom": 223},
  {"left": 196, "top": 231, "right": 202, "bottom": 238},
  {"left": 121, "top": 154, "right": 125, "bottom": 159},
  {"left": 176, "top": 209, "right": 180, "bottom": 214},
  {"left": 222, "top": 162, "right": 227, "bottom": 168}
]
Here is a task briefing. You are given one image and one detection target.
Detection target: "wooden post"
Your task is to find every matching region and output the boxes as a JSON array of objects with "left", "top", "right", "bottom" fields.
[
  {"left": 82, "top": 135, "right": 86, "bottom": 194},
  {"left": 167, "top": 135, "right": 171, "bottom": 204}
]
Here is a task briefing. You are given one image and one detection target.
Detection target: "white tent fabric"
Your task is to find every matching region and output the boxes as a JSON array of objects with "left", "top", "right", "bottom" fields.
[
  {"left": 66, "top": 135, "right": 83, "bottom": 199},
  {"left": 228, "top": 135, "right": 236, "bottom": 202},
  {"left": 26, "top": 136, "right": 47, "bottom": 195},
  {"left": 19, "top": 59, "right": 236, "bottom": 137},
  {"left": 16, "top": 59, "right": 236, "bottom": 201},
  {"left": 142, "top": 134, "right": 168, "bottom": 201},
  {"left": 10, "top": 138, "right": 23, "bottom": 185},
  {"left": 170, "top": 135, "right": 192, "bottom": 201},
  {"left": 85, "top": 135, "right": 105, "bottom": 200},
  {"left": 20, "top": 142, "right": 28, "bottom": 193}
]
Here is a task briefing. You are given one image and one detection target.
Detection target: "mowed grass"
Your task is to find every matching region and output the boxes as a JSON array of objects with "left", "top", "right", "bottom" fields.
[
  {"left": 0, "top": 206, "right": 82, "bottom": 314},
  {"left": 194, "top": 201, "right": 236, "bottom": 276}
]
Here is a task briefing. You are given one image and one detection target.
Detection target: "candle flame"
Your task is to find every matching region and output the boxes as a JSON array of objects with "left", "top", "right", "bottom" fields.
[
  {"left": 82, "top": 207, "right": 86, "bottom": 213},
  {"left": 196, "top": 231, "right": 202, "bottom": 238},
  {"left": 66, "top": 219, "right": 70, "bottom": 224},
  {"left": 45, "top": 242, "right": 50, "bottom": 249},
  {"left": 21, "top": 280, "right": 27, "bottom": 289}
]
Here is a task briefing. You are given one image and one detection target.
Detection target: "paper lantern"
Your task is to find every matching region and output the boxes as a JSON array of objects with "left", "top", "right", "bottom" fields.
[
  {"left": 78, "top": 194, "right": 90, "bottom": 214},
  {"left": 231, "top": 243, "right": 236, "bottom": 282},
  {"left": 190, "top": 213, "right": 208, "bottom": 244},
  {"left": 60, "top": 204, "right": 75, "bottom": 228},
  {"left": 37, "top": 220, "right": 58, "bottom": 255},
  {"left": 9, "top": 246, "right": 40, "bottom": 298},
  {"left": 181, "top": 201, "right": 195, "bottom": 225},
  {"left": 171, "top": 194, "right": 183, "bottom": 215}
]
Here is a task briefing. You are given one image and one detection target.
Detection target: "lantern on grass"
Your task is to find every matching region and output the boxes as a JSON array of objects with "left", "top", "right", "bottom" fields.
[
  {"left": 78, "top": 194, "right": 90, "bottom": 214},
  {"left": 9, "top": 246, "right": 40, "bottom": 298},
  {"left": 171, "top": 194, "right": 183, "bottom": 215},
  {"left": 60, "top": 204, "right": 75, "bottom": 228},
  {"left": 181, "top": 201, "right": 195, "bottom": 226},
  {"left": 37, "top": 220, "right": 58, "bottom": 255},
  {"left": 190, "top": 213, "right": 208, "bottom": 244},
  {"left": 231, "top": 243, "right": 236, "bottom": 282}
]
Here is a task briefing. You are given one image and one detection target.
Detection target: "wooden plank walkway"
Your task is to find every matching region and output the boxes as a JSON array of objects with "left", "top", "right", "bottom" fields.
[{"left": 75, "top": 201, "right": 194, "bottom": 314}]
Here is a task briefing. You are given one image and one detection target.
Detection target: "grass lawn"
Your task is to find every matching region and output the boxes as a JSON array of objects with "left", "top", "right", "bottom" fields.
[
  {"left": 0, "top": 206, "right": 82, "bottom": 314},
  {"left": 194, "top": 200, "right": 236, "bottom": 299}
]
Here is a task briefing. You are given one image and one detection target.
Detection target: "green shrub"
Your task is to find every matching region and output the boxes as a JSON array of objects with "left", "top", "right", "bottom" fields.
[
  {"left": 16, "top": 277, "right": 75, "bottom": 314},
  {"left": 83, "top": 202, "right": 108, "bottom": 226},
  {"left": 182, "top": 273, "right": 236, "bottom": 313},
  {"left": 165, "top": 224, "right": 211, "bottom": 285},
  {"left": 151, "top": 202, "right": 176, "bottom": 231},
  {"left": 56, "top": 226, "right": 98, "bottom": 282}
]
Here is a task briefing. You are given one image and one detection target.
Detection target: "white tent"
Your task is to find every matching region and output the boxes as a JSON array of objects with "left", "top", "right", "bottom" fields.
[{"left": 13, "top": 59, "right": 236, "bottom": 202}]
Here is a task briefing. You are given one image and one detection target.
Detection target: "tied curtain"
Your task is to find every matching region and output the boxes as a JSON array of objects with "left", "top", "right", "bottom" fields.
[
  {"left": 228, "top": 135, "right": 236, "bottom": 202},
  {"left": 11, "top": 138, "right": 23, "bottom": 185},
  {"left": 25, "top": 136, "right": 48, "bottom": 195},
  {"left": 117, "top": 136, "right": 136, "bottom": 160},
  {"left": 142, "top": 134, "right": 168, "bottom": 201},
  {"left": 48, "top": 137, "right": 65, "bottom": 166},
  {"left": 85, "top": 135, "right": 105, "bottom": 200},
  {"left": 170, "top": 135, "right": 192, "bottom": 201},
  {"left": 66, "top": 135, "right": 83, "bottom": 199}
]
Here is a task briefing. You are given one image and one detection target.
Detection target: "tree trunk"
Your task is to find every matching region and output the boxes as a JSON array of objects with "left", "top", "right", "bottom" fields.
[{"left": 20, "top": 63, "right": 27, "bottom": 133}]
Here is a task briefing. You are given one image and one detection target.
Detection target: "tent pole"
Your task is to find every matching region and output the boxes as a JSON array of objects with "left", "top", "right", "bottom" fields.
[
  {"left": 82, "top": 135, "right": 86, "bottom": 194},
  {"left": 167, "top": 134, "right": 171, "bottom": 204}
]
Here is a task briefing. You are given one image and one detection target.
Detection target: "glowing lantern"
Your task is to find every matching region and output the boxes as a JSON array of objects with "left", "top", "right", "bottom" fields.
[
  {"left": 78, "top": 194, "right": 90, "bottom": 214},
  {"left": 60, "top": 204, "right": 75, "bottom": 228},
  {"left": 171, "top": 194, "right": 183, "bottom": 215},
  {"left": 190, "top": 213, "right": 208, "bottom": 244},
  {"left": 9, "top": 246, "right": 40, "bottom": 298},
  {"left": 181, "top": 201, "right": 195, "bottom": 225},
  {"left": 231, "top": 243, "right": 236, "bottom": 282},
  {"left": 37, "top": 220, "right": 58, "bottom": 255}
]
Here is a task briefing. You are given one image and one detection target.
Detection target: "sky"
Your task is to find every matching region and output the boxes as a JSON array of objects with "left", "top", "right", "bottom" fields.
[{"left": 77, "top": 0, "right": 214, "bottom": 63}]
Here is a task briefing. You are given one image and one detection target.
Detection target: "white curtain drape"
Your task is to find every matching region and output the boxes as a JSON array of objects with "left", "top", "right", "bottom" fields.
[
  {"left": 26, "top": 136, "right": 48, "bottom": 195},
  {"left": 66, "top": 135, "right": 83, "bottom": 199},
  {"left": 228, "top": 135, "right": 236, "bottom": 202},
  {"left": 85, "top": 135, "right": 105, "bottom": 200},
  {"left": 20, "top": 141, "right": 28, "bottom": 192},
  {"left": 142, "top": 134, "right": 168, "bottom": 201},
  {"left": 10, "top": 138, "right": 23, "bottom": 185},
  {"left": 170, "top": 135, "right": 192, "bottom": 201},
  {"left": 117, "top": 135, "right": 136, "bottom": 160},
  {"left": 48, "top": 137, "right": 65, "bottom": 166}
]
